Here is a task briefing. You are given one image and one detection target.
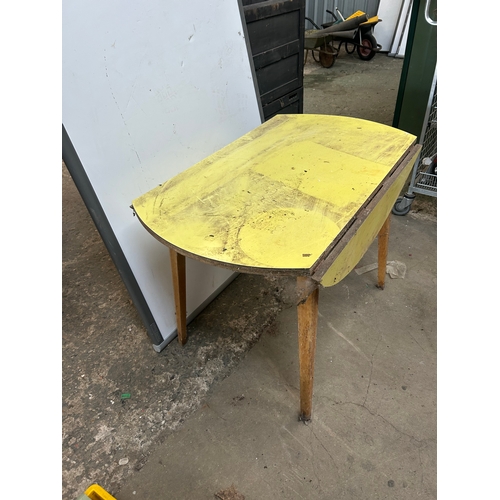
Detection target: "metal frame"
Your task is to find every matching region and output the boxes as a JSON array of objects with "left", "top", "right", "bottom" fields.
[
  {"left": 406, "top": 68, "right": 437, "bottom": 197},
  {"left": 392, "top": 67, "right": 436, "bottom": 215}
]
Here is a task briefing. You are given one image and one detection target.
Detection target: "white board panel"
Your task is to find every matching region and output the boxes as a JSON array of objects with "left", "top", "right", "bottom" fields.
[
  {"left": 389, "top": 0, "right": 412, "bottom": 58},
  {"left": 375, "top": 0, "right": 404, "bottom": 52},
  {"left": 63, "top": 0, "right": 262, "bottom": 348}
]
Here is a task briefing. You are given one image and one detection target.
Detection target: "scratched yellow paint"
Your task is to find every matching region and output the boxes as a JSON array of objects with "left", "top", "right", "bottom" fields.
[{"left": 132, "top": 114, "right": 416, "bottom": 271}]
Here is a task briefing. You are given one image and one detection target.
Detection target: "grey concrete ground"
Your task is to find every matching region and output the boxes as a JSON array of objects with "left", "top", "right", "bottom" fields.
[
  {"left": 119, "top": 211, "right": 437, "bottom": 500},
  {"left": 62, "top": 48, "right": 436, "bottom": 499}
]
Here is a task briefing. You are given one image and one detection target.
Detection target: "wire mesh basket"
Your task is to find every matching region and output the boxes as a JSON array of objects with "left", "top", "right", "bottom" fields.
[
  {"left": 414, "top": 85, "right": 437, "bottom": 193},
  {"left": 392, "top": 68, "right": 437, "bottom": 216}
]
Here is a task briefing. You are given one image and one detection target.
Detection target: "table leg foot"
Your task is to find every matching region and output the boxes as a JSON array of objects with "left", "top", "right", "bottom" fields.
[
  {"left": 169, "top": 248, "right": 187, "bottom": 345},
  {"left": 297, "top": 276, "right": 319, "bottom": 422},
  {"left": 377, "top": 214, "right": 391, "bottom": 290}
]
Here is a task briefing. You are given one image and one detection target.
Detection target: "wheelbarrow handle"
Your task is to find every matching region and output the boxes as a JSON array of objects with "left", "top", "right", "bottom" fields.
[
  {"left": 305, "top": 16, "right": 321, "bottom": 30},
  {"left": 325, "top": 9, "right": 338, "bottom": 21}
]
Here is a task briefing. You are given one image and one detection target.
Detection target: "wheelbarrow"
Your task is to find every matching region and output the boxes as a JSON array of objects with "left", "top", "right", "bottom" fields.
[
  {"left": 305, "top": 9, "right": 381, "bottom": 67},
  {"left": 304, "top": 23, "right": 339, "bottom": 68},
  {"left": 322, "top": 9, "right": 382, "bottom": 61}
]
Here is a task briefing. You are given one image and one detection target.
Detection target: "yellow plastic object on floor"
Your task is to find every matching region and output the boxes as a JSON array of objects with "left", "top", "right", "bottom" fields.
[{"left": 84, "top": 484, "right": 117, "bottom": 500}]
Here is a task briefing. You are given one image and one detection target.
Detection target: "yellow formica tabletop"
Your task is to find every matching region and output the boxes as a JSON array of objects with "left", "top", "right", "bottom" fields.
[{"left": 133, "top": 114, "right": 420, "bottom": 421}]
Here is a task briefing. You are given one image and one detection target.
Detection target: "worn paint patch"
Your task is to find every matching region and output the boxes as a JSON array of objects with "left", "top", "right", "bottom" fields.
[{"left": 133, "top": 115, "right": 416, "bottom": 272}]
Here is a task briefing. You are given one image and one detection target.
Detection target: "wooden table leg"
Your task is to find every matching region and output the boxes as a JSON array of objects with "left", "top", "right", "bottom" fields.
[
  {"left": 169, "top": 248, "right": 187, "bottom": 345},
  {"left": 377, "top": 214, "right": 391, "bottom": 290},
  {"left": 297, "top": 276, "right": 319, "bottom": 422}
]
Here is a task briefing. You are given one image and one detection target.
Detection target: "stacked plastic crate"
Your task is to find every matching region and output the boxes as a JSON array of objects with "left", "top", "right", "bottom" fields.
[{"left": 242, "top": 0, "right": 305, "bottom": 120}]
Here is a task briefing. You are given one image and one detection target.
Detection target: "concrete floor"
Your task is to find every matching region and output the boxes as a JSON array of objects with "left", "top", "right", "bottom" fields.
[
  {"left": 63, "top": 49, "right": 437, "bottom": 499},
  {"left": 118, "top": 212, "right": 437, "bottom": 500}
]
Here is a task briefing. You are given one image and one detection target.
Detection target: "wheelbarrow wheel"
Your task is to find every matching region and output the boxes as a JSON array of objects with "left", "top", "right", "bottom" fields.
[
  {"left": 319, "top": 44, "right": 336, "bottom": 68},
  {"left": 357, "top": 33, "right": 377, "bottom": 60}
]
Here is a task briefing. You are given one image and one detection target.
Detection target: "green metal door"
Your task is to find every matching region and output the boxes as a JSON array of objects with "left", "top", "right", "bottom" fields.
[{"left": 392, "top": 0, "right": 437, "bottom": 138}]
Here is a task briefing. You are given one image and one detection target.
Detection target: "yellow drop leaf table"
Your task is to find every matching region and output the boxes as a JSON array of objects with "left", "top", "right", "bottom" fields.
[{"left": 132, "top": 114, "right": 420, "bottom": 421}]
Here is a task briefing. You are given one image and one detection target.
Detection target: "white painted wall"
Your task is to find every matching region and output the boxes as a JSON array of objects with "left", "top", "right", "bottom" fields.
[{"left": 63, "top": 0, "right": 262, "bottom": 347}]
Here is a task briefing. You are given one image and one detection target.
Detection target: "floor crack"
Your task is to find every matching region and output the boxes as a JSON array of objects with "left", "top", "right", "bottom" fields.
[
  {"left": 355, "top": 401, "right": 425, "bottom": 444},
  {"left": 318, "top": 397, "right": 430, "bottom": 446},
  {"left": 362, "top": 336, "right": 381, "bottom": 407},
  {"left": 407, "top": 330, "right": 426, "bottom": 351},
  {"left": 308, "top": 424, "right": 324, "bottom": 492},
  {"left": 311, "top": 424, "right": 336, "bottom": 463},
  {"left": 418, "top": 446, "right": 425, "bottom": 487}
]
